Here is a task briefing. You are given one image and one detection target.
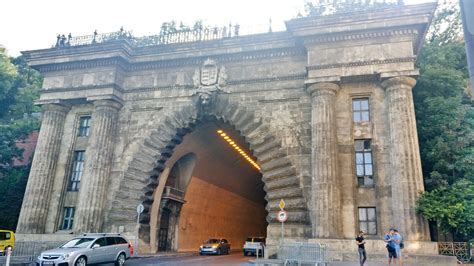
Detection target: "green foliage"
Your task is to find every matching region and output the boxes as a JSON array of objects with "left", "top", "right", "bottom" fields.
[
  {"left": 303, "top": 0, "right": 400, "bottom": 17},
  {"left": 417, "top": 179, "right": 474, "bottom": 238},
  {"left": 0, "top": 47, "right": 19, "bottom": 117},
  {"left": 0, "top": 48, "right": 41, "bottom": 230},
  {"left": 414, "top": 0, "right": 474, "bottom": 239}
]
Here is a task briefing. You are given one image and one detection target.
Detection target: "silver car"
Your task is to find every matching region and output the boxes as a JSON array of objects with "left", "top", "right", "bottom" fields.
[{"left": 36, "top": 233, "right": 132, "bottom": 266}]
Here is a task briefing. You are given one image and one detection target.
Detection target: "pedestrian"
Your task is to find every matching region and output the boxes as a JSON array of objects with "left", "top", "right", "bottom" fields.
[
  {"left": 355, "top": 230, "right": 367, "bottom": 266},
  {"left": 384, "top": 228, "right": 397, "bottom": 265},
  {"left": 393, "top": 229, "right": 403, "bottom": 266}
]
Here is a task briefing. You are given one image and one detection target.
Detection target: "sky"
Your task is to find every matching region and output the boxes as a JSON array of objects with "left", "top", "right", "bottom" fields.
[{"left": 0, "top": 0, "right": 433, "bottom": 56}]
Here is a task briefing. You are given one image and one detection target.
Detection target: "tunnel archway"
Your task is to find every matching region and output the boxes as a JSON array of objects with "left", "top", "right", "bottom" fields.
[{"left": 114, "top": 96, "right": 310, "bottom": 252}]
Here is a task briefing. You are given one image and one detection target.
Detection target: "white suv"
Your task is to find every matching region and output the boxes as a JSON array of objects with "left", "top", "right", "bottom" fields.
[{"left": 243, "top": 237, "right": 265, "bottom": 257}]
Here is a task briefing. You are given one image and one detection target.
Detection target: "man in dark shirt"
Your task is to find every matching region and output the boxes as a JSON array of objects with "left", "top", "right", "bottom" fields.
[{"left": 356, "top": 230, "right": 367, "bottom": 266}]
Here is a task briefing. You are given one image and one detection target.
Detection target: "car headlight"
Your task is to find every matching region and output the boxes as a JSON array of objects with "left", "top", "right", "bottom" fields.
[
  {"left": 37, "top": 255, "right": 42, "bottom": 260},
  {"left": 199, "top": 245, "right": 203, "bottom": 249}
]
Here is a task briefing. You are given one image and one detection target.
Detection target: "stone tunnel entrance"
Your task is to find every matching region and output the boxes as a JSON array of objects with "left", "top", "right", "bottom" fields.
[{"left": 149, "top": 119, "right": 268, "bottom": 252}]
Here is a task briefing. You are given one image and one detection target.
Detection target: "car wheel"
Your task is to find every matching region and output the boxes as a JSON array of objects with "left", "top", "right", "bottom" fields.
[
  {"left": 115, "top": 253, "right": 126, "bottom": 266},
  {"left": 75, "top": 256, "right": 87, "bottom": 266}
]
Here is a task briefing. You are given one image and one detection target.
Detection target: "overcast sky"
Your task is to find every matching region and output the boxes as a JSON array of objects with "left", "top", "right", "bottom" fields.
[{"left": 1, "top": 0, "right": 433, "bottom": 56}]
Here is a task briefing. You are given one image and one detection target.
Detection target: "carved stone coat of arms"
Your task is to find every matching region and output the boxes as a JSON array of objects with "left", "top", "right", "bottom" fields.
[{"left": 193, "top": 59, "right": 227, "bottom": 110}]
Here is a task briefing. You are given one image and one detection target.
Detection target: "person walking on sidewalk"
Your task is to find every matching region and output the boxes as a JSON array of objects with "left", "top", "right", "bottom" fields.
[{"left": 356, "top": 230, "right": 367, "bottom": 266}]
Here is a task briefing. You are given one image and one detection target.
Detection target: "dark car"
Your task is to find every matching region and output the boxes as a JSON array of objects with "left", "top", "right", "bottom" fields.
[{"left": 199, "top": 238, "right": 231, "bottom": 255}]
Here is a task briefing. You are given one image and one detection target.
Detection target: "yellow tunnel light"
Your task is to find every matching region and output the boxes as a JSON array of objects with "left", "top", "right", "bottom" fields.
[{"left": 216, "top": 129, "right": 261, "bottom": 170}]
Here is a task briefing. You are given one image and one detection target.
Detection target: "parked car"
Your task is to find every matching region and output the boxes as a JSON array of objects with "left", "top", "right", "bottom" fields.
[
  {"left": 243, "top": 237, "right": 265, "bottom": 257},
  {"left": 0, "top": 230, "right": 15, "bottom": 256},
  {"left": 36, "top": 233, "right": 132, "bottom": 266},
  {"left": 199, "top": 238, "right": 231, "bottom": 255}
]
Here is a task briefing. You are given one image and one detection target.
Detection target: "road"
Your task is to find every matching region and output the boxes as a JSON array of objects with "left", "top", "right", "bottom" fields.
[{"left": 125, "top": 253, "right": 253, "bottom": 265}]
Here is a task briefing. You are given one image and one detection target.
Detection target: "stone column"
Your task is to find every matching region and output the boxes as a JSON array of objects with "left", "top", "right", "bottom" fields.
[
  {"left": 74, "top": 99, "right": 122, "bottom": 232},
  {"left": 382, "top": 76, "right": 430, "bottom": 241},
  {"left": 17, "top": 103, "right": 70, "bottom": 233},
  {"left": 307, "top": 82, "right": 341, "bottom": 238}
]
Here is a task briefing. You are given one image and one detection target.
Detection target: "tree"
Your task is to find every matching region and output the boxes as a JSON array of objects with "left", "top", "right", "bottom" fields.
[
  {"left": 0, "top": 48, "right": 41, "bottom": 230},
  {"left": 0, "top": 47, "right": 18, "bottom": 118},
  {"left": 417, "top": 179, "right": 474, "bottom": 239},
  {"left": 414, "top": 0, "right": 474, "bottom": 240}
]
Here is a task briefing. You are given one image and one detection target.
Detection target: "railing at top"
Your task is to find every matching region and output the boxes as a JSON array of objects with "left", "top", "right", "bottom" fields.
[
  {"left": 305, "top": 0, "right": 403, "bottom": 16},
  {"left": 54, "top": 23, "right": 273, "bottom": 48}
]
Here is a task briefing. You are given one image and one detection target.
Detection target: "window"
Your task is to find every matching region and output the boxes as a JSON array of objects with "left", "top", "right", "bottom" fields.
[
  {"left": 93, "top": 237, "right": 107, "bottom": 247},
  {"left": 69, "top": 151, "right": 85, "bottom": 191},
  {"left": 355, "top": 140, "right": 374, "bottom": 187},
  {"left": 352, "top": 98, "right": 370, "bottom": 122},
  {"left": 78, "top": 116, "right": 91, "bottom": 137},
  {"left": 358, "top": 207, "right": 377, "bottom": 235},
  {"left": 0, "top": 232, "right": 11, "bottom": 240},
  {"left": 62, "top": 207, "right": 75, "bottom": 230}
]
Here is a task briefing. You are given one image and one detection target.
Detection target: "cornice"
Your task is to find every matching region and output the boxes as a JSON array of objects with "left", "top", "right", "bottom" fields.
[
  {"left": 307, "top": 56, "right": 416, "bottom": 71},
  {"left": 40, "top": 83, "right": 125, "bottom": 94},
  {"left": 34, "top": 57, "right": 128, "bottom": 73},
  {"left": 33, "top": 47, "right": 306, "bottom": 73},
  {"left": 303, "top": 28, "right": 419, "bottom": 45},
  {"left": 227, "top": 74, "right": 306, "bottom": 85}
]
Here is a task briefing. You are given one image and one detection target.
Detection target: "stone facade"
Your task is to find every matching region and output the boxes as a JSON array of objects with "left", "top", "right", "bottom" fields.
[{"left": 18, "top": 2, "right": 436, "bottom": 257}]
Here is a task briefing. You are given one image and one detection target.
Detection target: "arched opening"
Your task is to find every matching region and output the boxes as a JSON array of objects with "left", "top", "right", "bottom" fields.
[{"left": 151, "top": 119, "right": 267, "bottom": 252}]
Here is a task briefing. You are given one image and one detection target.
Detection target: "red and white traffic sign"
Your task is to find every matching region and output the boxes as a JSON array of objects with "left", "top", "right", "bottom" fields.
[{"left": 277, "top": 210, "right": 288, "bottom": 223}]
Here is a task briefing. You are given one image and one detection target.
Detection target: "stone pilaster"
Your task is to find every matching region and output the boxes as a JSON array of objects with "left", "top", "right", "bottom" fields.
[
  {"left": 74, "top": 99, "right": 122, "bottom": 233},
  {"left": 307, "top": 82, "right": 341, "bottom": 238},
  {"left": 17, "top": 103, "right": 70, "bottom": 233},
  {"left": 381, "top": 76, "right": 430, "bottom": 241}
]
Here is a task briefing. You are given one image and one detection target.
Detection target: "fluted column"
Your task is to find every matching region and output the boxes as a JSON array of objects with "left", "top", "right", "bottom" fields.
[
  {"left": 74, "top": 99, "right": 122, "bottom": 232},
  {"left": 382, "top": 76, "right": 430, "bottom": 241},
  {"left": 17, "top": 103, "right": 70, "bottom": 233},
  {"left": 307, "top": 82, "right": 341, "bottom": 238}
]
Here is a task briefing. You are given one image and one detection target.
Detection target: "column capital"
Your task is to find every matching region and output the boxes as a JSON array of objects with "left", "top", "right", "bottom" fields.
[
  {"left": 381, "top": 76, "right": 417, "bottom": 91},
  {"left": 41, "top": 103, "right": 71, "bottom": 114},
  {"left": 92, "top": 98, "right": 123, "bottom": 110},
  {"left": 307, "top": 82, "right": 340, "bottom": 97}
]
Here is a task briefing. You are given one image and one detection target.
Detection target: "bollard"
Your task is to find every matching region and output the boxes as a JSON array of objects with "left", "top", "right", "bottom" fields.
[{"left": 5, "top": 246, "right": 12, "bottom": 266}]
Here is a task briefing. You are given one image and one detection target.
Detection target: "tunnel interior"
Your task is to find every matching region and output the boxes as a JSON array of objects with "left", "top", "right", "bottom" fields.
[{"left": 153, "top": 119, "right": 268, "bottom": 252}]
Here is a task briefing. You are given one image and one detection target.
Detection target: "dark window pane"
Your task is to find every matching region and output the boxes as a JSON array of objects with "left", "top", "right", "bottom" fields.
[
  {"left": 106, "top": 237, "right": 116, "bottom": 246},
  {"left": 364, "top": 140, "right": 371, "bottom": 150}
]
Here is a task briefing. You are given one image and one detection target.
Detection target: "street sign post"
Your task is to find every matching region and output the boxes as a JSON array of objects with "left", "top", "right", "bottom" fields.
[
  {"left": 279, "top": 199, "right": 285, "bottom": 210},
  {"left": 135, "top": 204, "right": 144, "bottom": 256},
  {"left": 277, "top": 199, "right": 288, "bottom": 245}
]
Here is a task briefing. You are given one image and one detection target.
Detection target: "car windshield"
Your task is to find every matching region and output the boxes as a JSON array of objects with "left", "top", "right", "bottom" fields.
[
  {"left": 246, "top": 237, "right": 264, "bottom": 242},
  {"left": 60, "top": 238, "right": 95, "bottom": 248},
  {"left": 205, "top": 239, "right": 220, "bottom": 244}
]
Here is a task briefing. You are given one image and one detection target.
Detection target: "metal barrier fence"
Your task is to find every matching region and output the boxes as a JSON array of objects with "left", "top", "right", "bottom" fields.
[
  {"left": 438, "top": 242, "right": 472, "bottom": 263},
  {"left": 12, "top": 241, "right": 64, "bottom": 258},
  {"left": 279, "top": 242, "right": 329, "bottom": 265}
]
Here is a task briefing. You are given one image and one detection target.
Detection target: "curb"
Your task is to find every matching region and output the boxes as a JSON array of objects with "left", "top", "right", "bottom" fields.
[{"left": 130, "top": 252, "right": 197, "bottom": 260}]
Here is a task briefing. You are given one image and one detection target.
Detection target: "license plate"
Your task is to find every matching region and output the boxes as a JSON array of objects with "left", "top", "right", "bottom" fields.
[{"left": 42, "top": 262, "right": 54, "bottom": 265}]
